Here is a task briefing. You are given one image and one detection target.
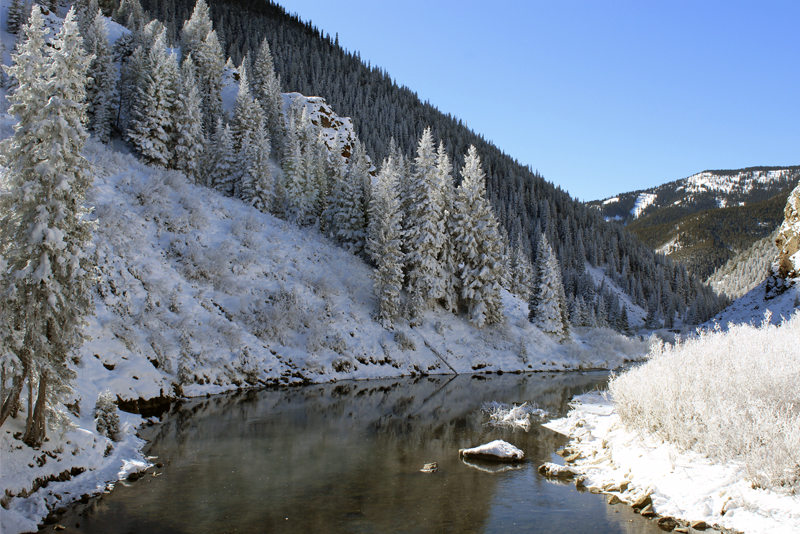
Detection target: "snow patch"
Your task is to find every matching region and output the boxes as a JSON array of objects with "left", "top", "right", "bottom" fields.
[{"left": 630, "top": 192, "right": 657, "bottom": 218}]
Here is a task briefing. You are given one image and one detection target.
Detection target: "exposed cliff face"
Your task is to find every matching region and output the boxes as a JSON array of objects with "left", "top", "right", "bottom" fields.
[{"left": 775, "top": 183, "right": 800, "bottom": 278}]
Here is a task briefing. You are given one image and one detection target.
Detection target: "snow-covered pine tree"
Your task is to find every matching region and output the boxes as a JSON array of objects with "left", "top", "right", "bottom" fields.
[
  {"left": 435, "top": 142, "right": 459, "bottom": 313},
  {"left": 508, "top": 229, "right": 534, "bottom": 301},
  {"left": 450, "top": 145, "right": 505, "bottom": 327},
  {"left": 115, "top": 0, "right": 145, "bottom": 28},
  {"left": 195, "top": 29, "right": 225, "bottom": 135},
  {"left": 367, "top": 156, "right": 405, "bottom": 326},
  {"left": 0, "top": 7, "right": 93, "bottom": 445},
  {"left": 282, "top": 104, "right": 319, "bottom": 225},
  {"left": 331, "top": 139, "right": 370, "bottom": 253},
  {"left": 75, "top": 0, "right": 99, "bottom": 36},
  {"left": 231, "top": 61, "right": 264, "bottom": 152},
  {"left": 6, "top": 0, "right": 29, "bottom": 34},
  {"left": 83, "top": 9, "right": 117, "bottom": 143},
  {"left": 310, "top": 129, "right": 331, "bottom": 222},
  {"left": 644, "top": 293, "right": 661, "bottom": 329},
  {"left": 173, "top": 55, "right": 205, "bottom": 183},
  {"left": 529, "top": 234, "right": 569, "bottom": 341},
  {"left": 404, "top": 127, "right": 446, "bottom": 317},
  {"left": 321, "top": 138, "right": 347, "bottom": 232},
  {"left": 251, "top": 37, "right": 285, "bottom": 159},
  {"left": 209, "top": 121, "right": 236, "bottom": 196},
  {"left": 180, "top": 0, "right": 213, "bottom": 61},
  {"left": 245, "top": 120, "right": 274, "bottom": 211},
  {"left": 127, "top": 27, "right": 179, "bottom": 167}
]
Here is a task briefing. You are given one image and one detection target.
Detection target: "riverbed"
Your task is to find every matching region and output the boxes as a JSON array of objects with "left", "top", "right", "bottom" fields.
[{"left": 49, "top": 372, "right": 665, "bottom": 534}]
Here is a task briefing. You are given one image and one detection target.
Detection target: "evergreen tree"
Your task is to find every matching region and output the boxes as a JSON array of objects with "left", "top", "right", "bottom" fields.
[
  {"left": 367, "top": 156, "right": 405, "bottom": 326},
  {"left": 173, "top": 55, "right": 205, "bottom": 183},
  {"left": 180, "top": 0, "right": 213, "bottom": 62},
  {"left": 435, "top": 142, "right": 459, "bottom": 313},
  {"left": 282, "top": 104, "right": 318, "bottom": 225},
  {"left": 6, "top": 0, "right": 29, "bottom": 34},
  {"left": 450, "top": 146, "right": 504, "bottom": 327},
  {"left": 330, "top": 139, "right": 369, "bottom": 253},
  {"left": 245, "top": 120, "right": 274, "bottom": 211},
  {"left": 127, "top": 27, "right": 179, "bottom": 167},
  {"left": 83, "top": 9, "right": 117, "bottom": 143},
  {"left": 0, "top": 7, "right": 93, "bottom": 446},
  {"left": 529, "top": 234, "right": 569, "bottom": 341},
  {"left": 404, "top": 127, "right": 446, "bottom": 317},
  {"left": 231, "top": 61, "right": 264, "bottom": 151},
  {"left": 251, "top": 37, "right": 285, "bottom": 159},
  {"left": 209, "top": 120, "right": 236, "bottom": 196},
  {"left": 195, "top": 29, "right": 225, "bottom": 134}
]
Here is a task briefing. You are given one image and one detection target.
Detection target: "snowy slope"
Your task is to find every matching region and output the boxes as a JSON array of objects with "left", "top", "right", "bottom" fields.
[{"left": 704, "top": 277, "right": 799, "bottom": 330}]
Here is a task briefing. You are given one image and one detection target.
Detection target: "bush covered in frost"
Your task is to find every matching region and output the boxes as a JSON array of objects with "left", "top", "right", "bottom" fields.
[
  {"left": 94, "top": 390, "right": 121, "bottom": 442},
  {"left": 609, "top": 311, "right": 800, "bottom": 492}
]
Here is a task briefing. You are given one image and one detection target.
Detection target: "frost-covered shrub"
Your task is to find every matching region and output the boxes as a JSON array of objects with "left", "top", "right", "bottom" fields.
[
  {"left": 481, "top": 401, "right": 548, "bottom": 430},
  {"left": 94, "top": 391, "right": 121, "bottom": 442},
  {"left": 610, "top": 311, "right": 800, "bottom": 491},
  {"left": 241, "top": 286, "right": 317, "bottom": 346},
  {"left": 394, "top": 331, "right": 416, "bottom": 351}
]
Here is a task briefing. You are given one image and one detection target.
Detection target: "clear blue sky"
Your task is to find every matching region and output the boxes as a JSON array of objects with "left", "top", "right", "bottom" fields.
[{"left": 276, "top": 1, "right": 800, "bottom": 201}]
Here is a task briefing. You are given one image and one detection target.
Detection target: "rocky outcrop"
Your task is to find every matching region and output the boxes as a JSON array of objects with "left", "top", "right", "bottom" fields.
[{"left": 775, "top": 182, "right": 800, "bottom": 278}]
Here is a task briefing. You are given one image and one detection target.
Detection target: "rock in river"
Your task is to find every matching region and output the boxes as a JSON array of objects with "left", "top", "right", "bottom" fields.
[{"left": 458, "top": 440, "right": 524, "bottom": 462}]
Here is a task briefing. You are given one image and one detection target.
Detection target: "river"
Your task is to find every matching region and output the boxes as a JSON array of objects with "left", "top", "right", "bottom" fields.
[{"left": 49, "top": 372, "right": 664, "bottom": 534}]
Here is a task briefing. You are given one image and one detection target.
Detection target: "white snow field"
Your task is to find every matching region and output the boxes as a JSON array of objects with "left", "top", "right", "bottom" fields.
[{"left": 545, "top": 311, "right": 800, "bottom": 534}]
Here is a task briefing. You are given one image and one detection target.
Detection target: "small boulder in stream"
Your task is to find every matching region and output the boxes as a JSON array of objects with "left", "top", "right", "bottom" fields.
[{"left": 459, "top": 440, "right": 524, "bottom": 462}]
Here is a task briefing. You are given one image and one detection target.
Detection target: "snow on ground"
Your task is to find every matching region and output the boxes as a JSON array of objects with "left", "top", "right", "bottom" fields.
[
  {"left": 685, "top": 169, "right": 794, "bottom": 197},
  {"left": 704, "top": 277, "right": 799, "bottom": 330},
  {"left": 630, "top": 192, "right": 657, "bottom": 219},
  {"left": 544, "top": 392, "right": 800, "bottom": 534}
]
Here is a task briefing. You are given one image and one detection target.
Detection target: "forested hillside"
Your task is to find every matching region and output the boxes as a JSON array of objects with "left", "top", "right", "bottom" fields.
[
  {"left": 131, "top": 0, "right": 726, "bottom": 327},
  {"left": 629, "top": 188, "right": 792, "bottom": 279},
  {"left": 588, "top": 167, "right": 799, "bottom": 279}
]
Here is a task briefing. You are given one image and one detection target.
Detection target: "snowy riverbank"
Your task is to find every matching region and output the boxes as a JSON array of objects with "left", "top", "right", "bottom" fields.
[{"left": 544, "top": 313, "right": 800, "bottom": 534}]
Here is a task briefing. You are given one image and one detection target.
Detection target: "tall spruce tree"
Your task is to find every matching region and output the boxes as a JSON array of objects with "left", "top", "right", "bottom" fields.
[
  {"left": 0, "top": 7, "right": 93, "bottom": 445},
  {"left": 83, "top": 9, "right": 117, "bottom": 143},
  {"left": 450, "top": 146, "right": 504, "bottom": 327},
  {"left": 251, "top": 37, "right": 285, "bottom": 159},
  {"left": 173, "top": 55, "right": 205, "bottom": 182},
  {"left": 435, "top": 142, "right": 458, "bottom": 313},
  {"left": 127, "top": 27, "right": 179, "bottom": 167},
  {"left": 404, "top": 127, "right": 446, "bottom": 318},
  {"left": 367, "top": 156, "right": 405, "bottom": 326},
  {"left": 529, "top": 234, "right": 569, "bottom": 341}
]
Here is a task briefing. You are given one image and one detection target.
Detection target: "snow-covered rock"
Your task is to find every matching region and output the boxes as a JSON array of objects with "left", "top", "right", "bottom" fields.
[
  {"left": 458, "top": 440, "right": 524, "bottom": 462},
  {"left": 775, "top": 182, "right": 800, "bottom": 278}
]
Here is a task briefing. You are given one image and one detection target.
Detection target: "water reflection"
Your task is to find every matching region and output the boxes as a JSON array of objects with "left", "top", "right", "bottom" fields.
[{"left": 57, "top": 372, "right": 664, "bottom": 534}]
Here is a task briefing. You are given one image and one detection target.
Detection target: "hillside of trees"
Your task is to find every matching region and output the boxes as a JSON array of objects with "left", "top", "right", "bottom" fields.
[
  {"left": 628, "top": 188, "right": 792, "bottom": 279},
  {"left": 123, "top": 0, "right": 727, "bottom": 328}
]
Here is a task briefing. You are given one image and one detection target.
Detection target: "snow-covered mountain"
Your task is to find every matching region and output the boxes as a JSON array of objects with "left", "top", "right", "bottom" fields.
[
  {"left": 587, "top": 167, "right": 800, "bottom": 279},
  {"left": 591, "top": 167, "right": 800, "bottom": 224}
]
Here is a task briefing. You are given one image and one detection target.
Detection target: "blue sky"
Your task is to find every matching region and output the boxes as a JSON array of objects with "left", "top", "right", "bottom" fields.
[{"left": 277, "top": 1, "right": 799, "bottom": 201}]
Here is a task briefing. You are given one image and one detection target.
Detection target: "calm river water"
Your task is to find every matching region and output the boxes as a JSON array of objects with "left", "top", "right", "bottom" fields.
[{"left": 52, "top": 372, "right": 665, "bottom": 534}]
